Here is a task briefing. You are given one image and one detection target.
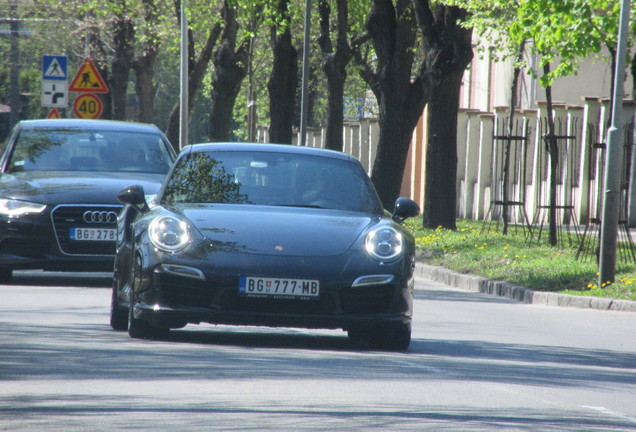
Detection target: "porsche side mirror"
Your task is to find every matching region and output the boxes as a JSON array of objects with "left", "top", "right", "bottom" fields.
[
  {"left": 118, "top": 185, "right": 150, "bottom": 213},
  {"left": 392, "top": 197, "right": 420, "bottom": 223}
]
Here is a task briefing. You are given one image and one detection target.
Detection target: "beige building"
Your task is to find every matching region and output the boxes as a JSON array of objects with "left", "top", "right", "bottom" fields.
[{"left": 463, "top": 48, "right": 629, "bottom": 111}]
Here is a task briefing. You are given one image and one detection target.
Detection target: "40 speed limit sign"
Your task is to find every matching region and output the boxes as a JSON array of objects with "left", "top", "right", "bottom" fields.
[{"left": 73, "top": 93, "right": 104, "bottom": 119}]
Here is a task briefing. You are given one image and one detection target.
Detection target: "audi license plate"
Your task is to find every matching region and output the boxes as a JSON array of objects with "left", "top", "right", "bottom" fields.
[
  {"left": 239, "top": 276, "right": 319, "bottom": 299},
  {"left": 70, "top": 228, "right": 116, "bottom": 241}
]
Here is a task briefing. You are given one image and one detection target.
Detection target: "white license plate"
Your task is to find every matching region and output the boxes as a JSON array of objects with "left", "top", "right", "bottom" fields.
[
  {"left": 69, "top": 228, "right": 117, "bottom": 241},
  {"left": 239, "top": 276, "right": 319, "bottom": 299}
]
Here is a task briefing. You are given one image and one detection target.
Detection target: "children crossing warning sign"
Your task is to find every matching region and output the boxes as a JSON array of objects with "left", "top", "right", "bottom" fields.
[{"left": 69, "top": 58, "right": 109, "bottom": 93}]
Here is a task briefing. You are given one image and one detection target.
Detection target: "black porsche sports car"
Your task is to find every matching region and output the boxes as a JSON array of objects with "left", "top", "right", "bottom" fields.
[
  {"left": 111, "top": 143, "right": 420, "bottom": 350},
  {"left": 0, "top": 119, "right": 176, "bottom": 283}
]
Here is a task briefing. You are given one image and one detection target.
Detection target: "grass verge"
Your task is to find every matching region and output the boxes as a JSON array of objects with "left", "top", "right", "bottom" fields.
[{"left": 404, "top": 218, "right": 636, "bottom": 301}]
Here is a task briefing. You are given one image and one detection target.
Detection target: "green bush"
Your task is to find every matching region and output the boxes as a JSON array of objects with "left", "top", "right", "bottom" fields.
[{"left": 405, "top": 218, "right": 636, "bottom": 301}]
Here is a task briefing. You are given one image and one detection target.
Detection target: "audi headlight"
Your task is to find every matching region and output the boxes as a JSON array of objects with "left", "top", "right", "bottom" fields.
[
  {"left": 0, "top": 198, "right": 46, "bottom": 216},
  {"left": 148, "top": 215, "right": 191, "bottom": 252},
  {"left": 365, "top": 226, "right": 403, "bottom": 262}
]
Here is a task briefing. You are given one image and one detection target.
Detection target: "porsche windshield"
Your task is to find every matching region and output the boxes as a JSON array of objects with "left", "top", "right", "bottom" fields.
[
  {"left": 161, "top": 150, "right": 383, "bottom": 212},
  {"left": 7, "top": 128, "right": 173, "bottom": 174}
]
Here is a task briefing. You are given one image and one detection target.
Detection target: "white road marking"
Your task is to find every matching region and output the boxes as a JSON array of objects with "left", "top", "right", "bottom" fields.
[{"left": 581, "top": 406, "right": 636, "bottom": 424}]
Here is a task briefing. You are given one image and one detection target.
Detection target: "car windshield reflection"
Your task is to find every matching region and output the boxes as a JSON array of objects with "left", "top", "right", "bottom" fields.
[
  {"left": 7, "top": 128, "right": 173, "bottom": 174},
  {"left": 161, "top": 150, "right": 383, "bottom": 212}
]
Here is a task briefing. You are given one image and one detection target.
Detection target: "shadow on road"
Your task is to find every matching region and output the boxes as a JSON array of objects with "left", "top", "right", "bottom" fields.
[
  {"left": 166, "top": 326, "right": 356, "bottom": 352},
  {"left": 10, "top": 270, "right": 112, "bottom": 288},
  {"left": 413, "top": 287, "right": 520, "bottom": 304}
]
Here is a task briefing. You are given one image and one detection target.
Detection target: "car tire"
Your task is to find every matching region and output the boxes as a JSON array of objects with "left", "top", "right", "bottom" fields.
[
  {"left": 0, "top": 268, "right": 12, "bottom": 284},
  {"left": 347, "top": 327, "right": 373, "bottom": 349},
  {"left": 128, "top": 297, "right": 148, "bottom": 339},
  {"left": 377, "top": 322, "right": 411, "bottom": 351},
  {"left": 127, "top": 254, "right": 170, "bottom": 340},
  {"left": 348, "top": 323, "right": 411, "bottom": 351},
  {"left": 110, "top": 278, "right": 128, "bottom": 331}
]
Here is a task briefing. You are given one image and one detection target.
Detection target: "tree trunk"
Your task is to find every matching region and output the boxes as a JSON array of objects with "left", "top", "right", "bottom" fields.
[
  {"left": 361, "top": 0, "right": 421, "bottom": 209},
  {"left": 323, "top": 75, "right": 346, "bottom": 151},
  {"left": 353, "top": 1, "right": 472, "bottom": 215},
  {"left": 543, "top": 63, "right": 559, "bottom": 246},
  {"left": 372, "top": 108, "right": 419, "bottom": 211},
  {"left": 132, "top": 52, "right": 157, "bottom": 124},
  {"left": 632, "top": 52, "right": 636, "bottom": 101},
  {"left": 319, "top": 0, "right": 350, "bottom": 152},
  {"left": 422, "top": 69, "right": 463, "bottom": 230},
  {"left": 132, "top": 0, "right": 159, "bottom": 124},
  {"left": 85, "top": 17, "right": 112, "bottom": 120},
  {"left": 371, "top": 75, "right": 426, "bottom": 209},
  {"left": 268, "top": 0, "right": 298, "bottom": 145},
  {"left": 110, "top": 14, "right": 135, "bottom": 121},
  {"left": 209, "top": 44, "right": 248, "bottom": 141},
  {"left": 165, "top": 10, "right": 221, "bottom": 149},
  {"left": 209, "top": 1, "right": 248, "bottom": 142}
]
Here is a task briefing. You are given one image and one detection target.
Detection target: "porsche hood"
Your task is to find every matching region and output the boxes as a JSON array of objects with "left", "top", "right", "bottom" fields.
[{"left": 180, "top": 205, "right": 379, "bottom": 257}]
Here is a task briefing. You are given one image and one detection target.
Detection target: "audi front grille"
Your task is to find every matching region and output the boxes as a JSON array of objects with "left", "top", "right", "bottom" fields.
[{"left": 51, "top": 205, "right": 122, "bottom": 256}]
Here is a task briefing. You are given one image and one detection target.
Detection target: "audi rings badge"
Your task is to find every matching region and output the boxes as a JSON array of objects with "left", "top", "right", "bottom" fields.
[{"left": 83, "top": 210, "right": 118, "bottom": 224}]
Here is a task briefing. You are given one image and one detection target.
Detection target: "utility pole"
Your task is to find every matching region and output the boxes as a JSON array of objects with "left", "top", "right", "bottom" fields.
[
  {"left": 247, "top": 34, "right": 256, "bottom": 142},
  {"left": 599, "top": 0, "right": 631, "bottom": 287},
  {"left": 9, "top": 0, "right": 20, "bottom": 128},
  {"left": 179, "top": 0, "right": 188, "bottom": 150},
  {"left": 299, "top": 0, "right": 311, "bottom": 146}
]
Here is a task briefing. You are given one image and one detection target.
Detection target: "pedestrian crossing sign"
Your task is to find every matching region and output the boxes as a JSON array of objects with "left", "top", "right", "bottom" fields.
[
  {"left": 69, "top": 58, "right": 109, "bottom": 93},
  {"left": 42, "top": 55, "right": 67, "bottom": 81}
]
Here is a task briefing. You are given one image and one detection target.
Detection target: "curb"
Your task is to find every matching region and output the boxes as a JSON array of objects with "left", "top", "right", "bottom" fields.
[{"left": 415, "top": 262, "right": 636, "bottom": 313}]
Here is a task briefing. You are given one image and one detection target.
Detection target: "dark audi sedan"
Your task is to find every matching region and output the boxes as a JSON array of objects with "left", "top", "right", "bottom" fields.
[
  {"left": 111, "top": 143, "right": 420, "bottom": 350},
  {"left": 0, "top": 119, "right": 176, "bottom": 283}
]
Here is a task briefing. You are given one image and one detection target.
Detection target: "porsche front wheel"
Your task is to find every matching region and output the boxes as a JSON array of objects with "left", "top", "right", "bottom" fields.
[
  {"left": 109, "top": 277, "right": 128, "bottom": 331},
  {"left": 127, "top": 254, "right": 169, "bottom": 340}
]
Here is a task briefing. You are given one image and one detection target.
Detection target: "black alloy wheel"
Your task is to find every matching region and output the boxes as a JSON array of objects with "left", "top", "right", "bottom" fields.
[
  {"left": 0, "top": 268, "right": 12, "bottom": 284},
  {"left": 109, "top": 275, "right": 128, "bottom": 331},
  {"left": 127, "top": 253, "right": 169, "bottom": 340}
]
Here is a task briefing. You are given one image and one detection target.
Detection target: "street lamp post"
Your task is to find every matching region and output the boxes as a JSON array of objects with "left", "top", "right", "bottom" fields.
[
  {"left": 599, "top": 0, "right": 631, "bottom": 287},
  {"left": 9, "top": 0, "right": 20, "bottom": 128},
  {"left": 179, "top": 0, "right": 189, "bottom": 150},
  {"left": 299, "top": 0, "right": 311, "bottom": 146}
]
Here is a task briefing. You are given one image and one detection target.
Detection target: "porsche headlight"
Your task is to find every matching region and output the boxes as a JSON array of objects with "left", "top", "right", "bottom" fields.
[
  {"left": 148, "top": 215, "right": 191, "bottom": 252},
  {"left": 0, "top": 198, "right": 46, "bottom": 216},
  {"left": 365, "top": 226, "right": 403, "bottom": 262}
]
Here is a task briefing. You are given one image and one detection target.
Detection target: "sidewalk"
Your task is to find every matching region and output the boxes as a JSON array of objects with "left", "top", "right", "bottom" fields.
[{"left": 415, "top": 262, "right": 636, "bottom": 313}]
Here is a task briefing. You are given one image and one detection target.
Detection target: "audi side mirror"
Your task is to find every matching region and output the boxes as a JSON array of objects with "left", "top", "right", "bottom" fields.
[{"left": 117, "top": 185, "right": 149, "bottom": 213}]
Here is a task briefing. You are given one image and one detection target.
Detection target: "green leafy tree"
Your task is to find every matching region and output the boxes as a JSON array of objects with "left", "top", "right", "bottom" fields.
[
  {"left": 450, "top": 0, "right": 625, "bottom": 241},
  {"left": 163, "top": 152, "right": 248, "bottom": 203},
  {"left": 165, "top": 0, "right": 223, "bottom": 148},
  {"left": 448, "top": 0, "right": 531, "bottom": 234},
  {"left": 510, "top": 0, "right": 620, "bottom": 246}
]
